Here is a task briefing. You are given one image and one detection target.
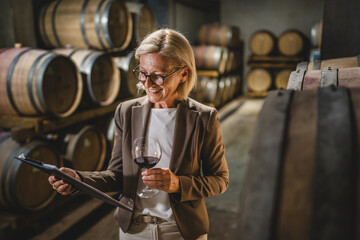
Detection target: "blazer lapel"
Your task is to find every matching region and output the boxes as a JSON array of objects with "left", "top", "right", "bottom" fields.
[
  {"left": 170, "top": 100, "right": 198, "bottom": 174},
  {"left": 131, "top": 98, "right": 152, "bottom": 176}
]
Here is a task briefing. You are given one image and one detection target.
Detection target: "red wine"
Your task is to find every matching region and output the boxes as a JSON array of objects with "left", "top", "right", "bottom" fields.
[{"left": 134, "top": 156, "right": 159, "bottom": 169}]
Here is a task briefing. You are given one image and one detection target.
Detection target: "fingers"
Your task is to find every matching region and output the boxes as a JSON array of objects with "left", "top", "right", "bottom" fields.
[
  {"left": 48, "top": 167, "right": 78, "bottom": 195},
  {"left": 50, "top": 179, "right": 71, "bottom": 195},
  {"left": 142, "top": 168, "right": 167, "bottom": 190},
  {"left": 142, "top": 170, "right": 170, "bottom": 181},
  {"left": 57, "top": 183, "right": 72, "bottom": 194},
  {"left": 142, "top": 179, "right": 167, "bottom": 191},
  {"left": 142, "top": 168, "right": 179, "bottom": 193},
  {"left": 142, "top": 168, "right": 166, "bottom": 175}
]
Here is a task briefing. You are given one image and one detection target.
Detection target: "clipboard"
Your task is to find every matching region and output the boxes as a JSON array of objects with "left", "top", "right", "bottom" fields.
[{"left": 14, "top": 154, "right": 132, "bottom": 211}]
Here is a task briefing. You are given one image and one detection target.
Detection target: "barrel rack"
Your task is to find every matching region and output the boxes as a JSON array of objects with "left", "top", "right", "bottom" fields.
[
  {"left": 0, "top": 193, "right": 117, "bottom": 239},
  {"left": 197, "top": 70, "right": 220, "bottom": 78},
  {"left": 0, "top": 99, "right": 126, "bottom": 142},
  {"left": 247, "top": 55, "right": 305, "bottom": 69},
  {"left": 246, "top": 55, "right": 305, "bottom": 97},
  {"left": 0, "top": 100, "right": 127, "bottom": 239}
]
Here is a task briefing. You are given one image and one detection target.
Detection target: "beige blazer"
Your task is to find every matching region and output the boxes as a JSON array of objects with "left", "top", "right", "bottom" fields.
[{"left": 78, "top": 96, "right": 229, "bottom": 240}]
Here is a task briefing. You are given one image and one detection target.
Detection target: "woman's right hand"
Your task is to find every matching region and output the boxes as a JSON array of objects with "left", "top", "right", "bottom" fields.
[{"left": 48, "top": 167, "right": 80, "bottom": 196}]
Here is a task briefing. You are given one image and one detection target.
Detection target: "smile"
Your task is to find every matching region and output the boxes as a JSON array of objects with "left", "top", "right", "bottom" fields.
[{"left": 148, "top": 88, "right": 161, "bottom": 93}]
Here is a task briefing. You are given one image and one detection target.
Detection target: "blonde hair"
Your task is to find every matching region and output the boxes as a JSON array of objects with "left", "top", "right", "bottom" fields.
[{"left": 135, "top": 28, "right": 196, "bottom": 100}]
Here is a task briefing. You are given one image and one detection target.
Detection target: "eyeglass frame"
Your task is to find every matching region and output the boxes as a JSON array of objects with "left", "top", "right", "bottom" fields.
[{"left": 132, "top": 65, "right": 184, "bottom": 86}]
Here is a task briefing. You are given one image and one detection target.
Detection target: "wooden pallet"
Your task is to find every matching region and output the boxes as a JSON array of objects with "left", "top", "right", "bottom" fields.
[
  {"left": 247, "top": 55, "right": 305, "bottom": 69},
  {"left": 0, "top": 194, "right": 117, "bottom": 240},
  {"left": 246, "top": 91, "right": 268, "bottom": 98},
  {"left": 0, "top": 99, "right": 128, "bottom": 142},
  {"left": 30, "top": 196, "right": 116, "bottom": 240},
  {"left": 197, "top": 70, "right": 220, "bottom": 78}
]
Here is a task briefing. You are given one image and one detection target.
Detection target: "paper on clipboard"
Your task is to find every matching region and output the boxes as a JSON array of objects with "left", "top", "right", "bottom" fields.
[{"left": 14, "top": 154, "right": 132, "bottom": 211}]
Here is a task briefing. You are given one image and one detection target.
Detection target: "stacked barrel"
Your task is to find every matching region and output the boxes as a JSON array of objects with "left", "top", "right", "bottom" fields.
[
  {"left": 246, "top": 29, "right": 309, "bottom": 96},
  {"left": 238, "top": 55, "right": 360, "bottom": 240},
  {"left": 191, "top": 23, "right": 243, "bottom": 107},
  {"left": 240, "top": 23, "right": 360, "bottom": 239},
  {"left": 0, "top": 0, "right": 157, "bottom": 214},
  {"left": 288, "top": 55, "right": 360, "bottom": 90},
  {"left": 37, "top": 0, "right": 157, "bottom": 100}
]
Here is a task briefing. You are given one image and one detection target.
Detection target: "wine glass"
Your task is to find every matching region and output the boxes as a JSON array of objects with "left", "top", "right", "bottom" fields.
[{"left": 133, "top": 137, "right": 162, "bottom": 198}]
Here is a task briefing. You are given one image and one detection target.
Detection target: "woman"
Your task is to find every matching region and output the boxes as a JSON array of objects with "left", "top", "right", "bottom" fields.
[{"left": 49, "top": 28, "right": 229, "bottom": 240}]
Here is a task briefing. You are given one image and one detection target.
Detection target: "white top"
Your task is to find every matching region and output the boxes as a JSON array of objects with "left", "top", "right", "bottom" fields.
[{"left": 135, "top": 108, "right": 177, "bottom": 222}]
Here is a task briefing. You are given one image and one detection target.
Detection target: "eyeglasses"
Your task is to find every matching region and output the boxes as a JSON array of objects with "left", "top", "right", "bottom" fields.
[{"left": 132, "top": 65, "right": 183, "bottom": 86}]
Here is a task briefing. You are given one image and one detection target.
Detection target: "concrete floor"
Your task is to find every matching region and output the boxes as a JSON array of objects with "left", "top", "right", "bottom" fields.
[
  {"left": 74, "top": 97, "right": 265, "bottom": 240},
  {"left": 206, "top": 98, "right": 264, "bottom": 240}
]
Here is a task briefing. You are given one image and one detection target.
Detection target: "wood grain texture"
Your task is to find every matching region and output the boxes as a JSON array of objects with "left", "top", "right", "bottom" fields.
[
  {"left": 277, "top": 90, "right": 317, "bottom": 240},
  {"left": 238, "top": 90, "right": 293, "bottom": 240},
  {"left": 311, "top": 87, "right": 356, "bottom": 240}
]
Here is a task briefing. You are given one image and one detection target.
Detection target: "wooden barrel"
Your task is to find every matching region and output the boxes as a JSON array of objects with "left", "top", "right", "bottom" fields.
[
  {"left": 198, "top": 76, "right": 224, "bottom": 107},
  {"left": 277, "top": 29, "right": 308, "bottom": 56},
  {"left": 197, "top": 23, "right": 241, "bottom": 47},
  {"left": 229, "top": 75, "right": 240, "bottom": 98},
  {"left": 39, "top": 0, "right": 133, "bottom": 50},
  {"left": 297, "top": 55, "right": 360, "bottom": 71},
  {"left": 275, "top": 69, "right": 292, "bottom": 89},
  {"left": 238, "top": 86, "right": 360, "bottom": 240},
  {"left": 189, "top": 75, "right": 209, "bottom": 103},
  {"left": 225, "top": 50, "right": 235, "bottom": 74},
  {"left": 311, "top": 21, "right": 323, "bottom": 48},
  {"left": 225, "top": 49, "right": 242, "bottom": 74},
  {"left": 0, "top": 48, "right": 9, "bottom": 55},
  {"left": 126, "top": 2, "right": 157, "bottom": 45},
  {"left": 287, "top": 67, "right": 360, "bottom": 91},
  {"left": 0, "top": 48, "right": 82, "bottom": 117},
  {"left": 54, "top": 48, "right": 120, "bottom": 107},
  {"left": 0, "top": 137, "right": 61, "bottom": 211},
  {"left": 113, "top": 51, "right": 140, "bottom": 98},
  {"left": 193, "top": 45, "right": 229, "bottom": 74},
  {"left": 64, "top": 125, "right": 107, "bottom": 171},
  {"left": 224, "top": 76, "right": 237, "bottom": 101},
  {"left": 246, "top": 68, "right": 272, "bottom": 93},
  {"left": 249, "top": 30, "right": 276, "bottom": 56},
  {"left": 231, "top": 74, "right": 242, "bottom": 96},
  {"left": 220, "top": 76, "right": 233, "bottom": 104}
]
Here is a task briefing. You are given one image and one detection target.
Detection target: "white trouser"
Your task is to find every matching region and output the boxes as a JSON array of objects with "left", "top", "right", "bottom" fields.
[{"left": 119, "top": 221, "right": 207, "bottom": 240}]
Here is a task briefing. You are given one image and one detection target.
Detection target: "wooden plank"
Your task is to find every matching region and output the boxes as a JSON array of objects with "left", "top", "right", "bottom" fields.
[
  {"left": 0, "top": 0, "right": 37, "bottom": 48},
  {"left": 30, "top": 198, "right": 106, "bottom": 240},
  {"left": 0, "top": 99, "right": 128, "bottom": 141},
  {"left": 321, "top": 0, "right": 360, "bottom": 59},
  {"left": 247, "top": 62, "right": 297, "bottom": 69},
  {"left": 348, "top": 88, "right": 360, "bottom": 240},
  {"left": 0, "top": 116, "right": 44, "bottom": 130},
  {"left": 0, "top": 191, "right": 119, "bottom": 239},
  {"left": 246, "top": 91, "right": 268, "bottom": 98},
  {"left": 0, "top": 0, "right": 15, "bottom": 48},
  {"left": 277, "top": 90, "right": 317, "bottom": 240},
  {"left": 247, "top": 55, "right": 304, "bottom": 69},
  {"left": 197, "top": 70, "right": 219, "bottom": 78},
  {"left": 0, "top": 195, "right": 87, "bottom": 239},
  {"left": 10, "top": 0, "right": 37, "bottom": 47},
  {"left": 76, "top": 209, "right": 118, "bottom": 240},
  {"left": 238, "top": 90, "right": 293, "bottom": 240},
  {"left": 40, "top": 100, "right": 123, "bottom": 132},
  {"left": 248, "top": 55, "right": 304, "bottom": 63},
  {"left": 311, "top": 87, "right": 356, "bottom": 239}
]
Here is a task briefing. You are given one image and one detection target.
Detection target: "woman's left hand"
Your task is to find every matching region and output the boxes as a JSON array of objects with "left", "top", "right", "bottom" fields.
[{"left": 142, "top": 168, "right": 180, "bottom": 193}]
